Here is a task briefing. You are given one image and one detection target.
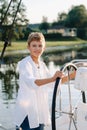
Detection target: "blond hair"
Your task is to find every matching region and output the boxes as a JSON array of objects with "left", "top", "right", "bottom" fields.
[{"left": 27, "top": 32, "right": 45, "bottom": 46}]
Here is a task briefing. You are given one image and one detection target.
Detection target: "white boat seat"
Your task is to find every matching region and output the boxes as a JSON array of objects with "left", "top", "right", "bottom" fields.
[{"left": 74, "top": 67, "right": 87, "bottom": 91}]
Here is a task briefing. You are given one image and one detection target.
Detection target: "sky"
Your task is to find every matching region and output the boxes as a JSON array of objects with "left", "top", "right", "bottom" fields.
[{"left": 22, "top": 0, "right": 87, "bottom": 24}]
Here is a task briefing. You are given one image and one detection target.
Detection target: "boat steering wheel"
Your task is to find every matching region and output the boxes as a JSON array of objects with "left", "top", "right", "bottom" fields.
[{"left": 52, "top": 62, "right": 77, "bottom": 130}]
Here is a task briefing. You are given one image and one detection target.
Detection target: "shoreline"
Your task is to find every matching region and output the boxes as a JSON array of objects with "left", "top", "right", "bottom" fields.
[{"left": 1, "top": 43, "right": 87, "bottom": 56}]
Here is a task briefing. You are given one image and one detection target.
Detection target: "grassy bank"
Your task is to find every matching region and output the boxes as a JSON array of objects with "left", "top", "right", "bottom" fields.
[{"left": 0, "top": 39, "right": 87, "bottom": 52}]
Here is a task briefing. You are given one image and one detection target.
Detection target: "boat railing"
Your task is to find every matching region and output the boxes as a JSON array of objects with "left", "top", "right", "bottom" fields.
[{"left": 70, "top": 59, "right": 87, "bottom": 67}]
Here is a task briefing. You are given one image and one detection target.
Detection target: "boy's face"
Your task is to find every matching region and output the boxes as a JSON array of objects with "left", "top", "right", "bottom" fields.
[{"left": 28, "top": 40, "right": 45, "bottom": 58}]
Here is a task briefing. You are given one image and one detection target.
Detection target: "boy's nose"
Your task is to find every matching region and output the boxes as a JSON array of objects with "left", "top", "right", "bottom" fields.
[{"left": 36, "top": 46, "right": 40, "bottom": 49}]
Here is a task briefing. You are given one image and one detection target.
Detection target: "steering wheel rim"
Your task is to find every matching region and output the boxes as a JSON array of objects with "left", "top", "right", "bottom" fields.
[{"left": 51, "top": 62, "right": 77, "bottom": 130}]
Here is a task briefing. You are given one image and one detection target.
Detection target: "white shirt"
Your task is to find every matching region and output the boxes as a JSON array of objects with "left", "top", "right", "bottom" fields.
[{"left": 15, "top": 56, "right": 53, "bottom": 128}]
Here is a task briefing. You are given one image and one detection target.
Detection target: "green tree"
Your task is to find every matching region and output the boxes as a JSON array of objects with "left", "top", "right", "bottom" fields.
[
  {"left": 39, "top": 16, "right": 50, "bottom": 33},
  {"left": 0, "top": 0, "right": 29, "bottom": 44},
  {"left": 0, "top": 0, "right": 8, "bottom": 25},
  {"left": 65, "top": 5, "right": 87, "bottom": 28},
  {"left": 57, "top": 12, "right": 67, "bottom": 26},
  {"left": 64, "top": 5, "right": 87, "bottom": 39}
]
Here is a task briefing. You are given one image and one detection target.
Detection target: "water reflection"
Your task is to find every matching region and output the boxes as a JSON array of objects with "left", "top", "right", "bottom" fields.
[
  {"left": 0, "top": 64, "right": 19, "bottom": 101},
  {"left": 0, "top": 63, "right": 19, "bottom": 129}
]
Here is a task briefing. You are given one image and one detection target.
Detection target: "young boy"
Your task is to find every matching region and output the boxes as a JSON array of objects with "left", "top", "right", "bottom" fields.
[{"left": 15, "top": 32, "right": 75, "bottom": 130}]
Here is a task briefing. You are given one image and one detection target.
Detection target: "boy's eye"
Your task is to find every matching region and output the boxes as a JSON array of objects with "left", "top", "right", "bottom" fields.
[
  {"left": 32, "top": 44, "right": 43, "bottom": 47},
  {"left": 39, "top": 45, "right": 43, "bottom": 47},
  {"left": 33, "top": 44, "right": 37, "bottom": 47}
]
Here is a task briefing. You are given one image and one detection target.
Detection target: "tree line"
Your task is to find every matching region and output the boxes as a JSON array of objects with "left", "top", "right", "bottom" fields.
[
  {"left": 40, "top": 5, "right": 87, "bottom": 40},
  {"left": 0, "top": 1, "right": 87, "bottom": 45}
]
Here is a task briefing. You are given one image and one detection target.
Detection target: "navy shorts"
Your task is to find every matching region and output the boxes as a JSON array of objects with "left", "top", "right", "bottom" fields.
[{"left": 16, "top": 116, "right": 45, "bottom": 130}]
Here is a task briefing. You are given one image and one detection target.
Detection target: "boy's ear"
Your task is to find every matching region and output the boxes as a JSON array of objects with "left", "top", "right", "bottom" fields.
[
  {"left": 43, "top": 46, "right": 46, "bottom": 51},
  {"left": 43, "top": 46, "right": 46, "bottom": 50}
]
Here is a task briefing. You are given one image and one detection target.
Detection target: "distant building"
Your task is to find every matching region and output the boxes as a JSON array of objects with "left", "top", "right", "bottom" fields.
[
  {"left": 47, "top": 26, "right": 77, "bottom": 37},
  {"left": 62, "top": 28, "right": 77, "bottom": 37}
]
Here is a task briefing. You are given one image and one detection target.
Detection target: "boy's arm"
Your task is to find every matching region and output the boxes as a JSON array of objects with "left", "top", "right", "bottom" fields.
[{"left": 61, "top": 71, "right": 76, "bottom": 84}]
